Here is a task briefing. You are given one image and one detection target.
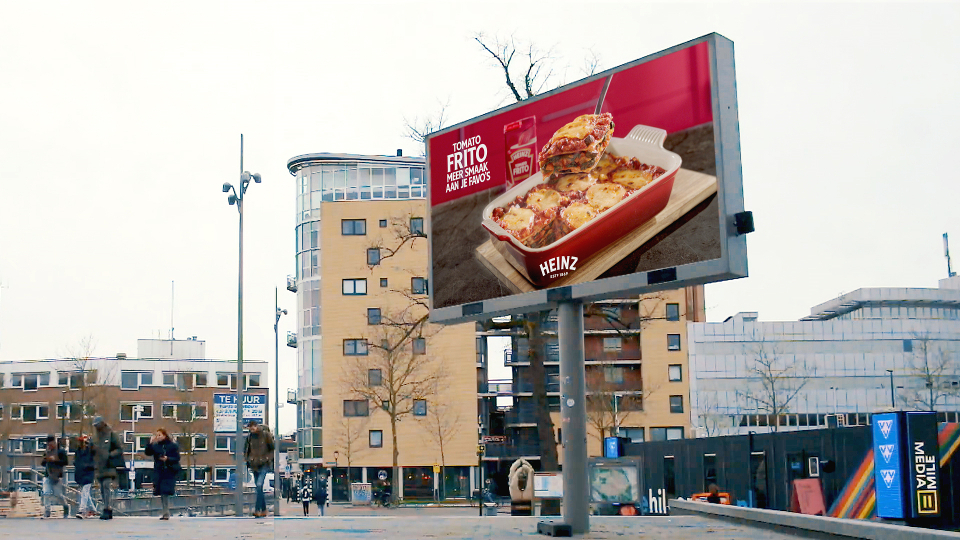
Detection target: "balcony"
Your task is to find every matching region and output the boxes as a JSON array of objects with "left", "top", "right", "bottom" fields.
[
  {"left": 504, "top": 406, "right": 539, "bottom": 426},
  {"left": 482, "top": 441, "right": 541, "bottom": 460},
  {"left": 479, "top": 380, "right": 513, "bottom": 396},
  {"left": 286, "top": 331, "right": 297, "bottom": 348},
  {"left": 286, "top": 275, "right": 298, "bottom": 293}
]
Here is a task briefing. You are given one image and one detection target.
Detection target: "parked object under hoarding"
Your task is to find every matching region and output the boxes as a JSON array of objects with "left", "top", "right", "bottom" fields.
[{"left": 427, "top": 33, "right": 748, "bottom": 323}]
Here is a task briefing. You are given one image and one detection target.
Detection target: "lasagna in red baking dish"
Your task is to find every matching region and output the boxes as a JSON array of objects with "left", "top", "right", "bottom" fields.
[
  {"left": 538, "top": 113, "right": 615, "bottom": 176},
  {"left": 492, "top": 151, "right": 666, "bottom": 249}
]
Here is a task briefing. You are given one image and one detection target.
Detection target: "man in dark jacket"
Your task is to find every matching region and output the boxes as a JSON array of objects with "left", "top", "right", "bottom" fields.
[
  {"left": 41, "top": 435, "right": 68, "bottom": 518},
  {"left": 244, "top": 420, "right": 275, "bottom": 517},
  {"left": 91, "top": 416, "right": 122, "bottom": 520},
  {"left": 74, "top": 436, "right": 97, "bottom": 518}
]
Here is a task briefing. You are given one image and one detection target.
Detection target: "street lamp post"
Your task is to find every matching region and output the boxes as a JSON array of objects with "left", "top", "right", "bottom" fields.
[
  {"left": 130, "top": 405, "right": 142, "bottom": 488},
  {"left": 274, "top": 288, "right": 287, "bottom": 516},
  {"left": 222, "top": 134, "right": 262, "bottom": 517},
  {"left": 887, "top": 369, "right": 896, "bottom": 408},
  {"left": 60, "top": 391, "right": 66, "bottom": 444}
]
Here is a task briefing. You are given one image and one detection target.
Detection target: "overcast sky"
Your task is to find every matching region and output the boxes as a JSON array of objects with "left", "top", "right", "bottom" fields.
[{"left": 1, "top": 2, "right": 958, "bottom": 432}]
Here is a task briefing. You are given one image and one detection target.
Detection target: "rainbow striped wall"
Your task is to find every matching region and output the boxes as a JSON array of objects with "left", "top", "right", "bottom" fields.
[{"left": 828, "top": 422, "right": 960, "bottom": 519}]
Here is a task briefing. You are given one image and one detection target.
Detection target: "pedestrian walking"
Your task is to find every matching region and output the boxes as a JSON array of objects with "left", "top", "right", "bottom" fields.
[
  {"left": 41, "top": 435, "right": 68, "bottom": 519},
  {"left": 91, "top": 416, "right": 123, "bottom": 520},
  {"left": 243, "top": 420, "right": 275, "bottom": 518},
  {"left": 144, "top": 428, "right": 181, "bottom": 520},
  {"left": 299, "top": 476, "right": 312, "bottom": 516},
  {"left": 74, "top": 435, "right": 97, "bottom": 518},
  {"left": 316, "top": 475, "right": 328, "bottom": 516}
]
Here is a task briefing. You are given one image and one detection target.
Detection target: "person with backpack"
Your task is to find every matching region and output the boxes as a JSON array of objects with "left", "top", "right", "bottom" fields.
[
  {"left": 299, "top": 475, "right": 312, "bottom": 516},
  {"left": 145, "top": 428, "right": 181, "bottom": 520},
  {"left": 74, "top": 435, "right": 97, "bottom": 518},
  {"left": 91, "top": 416, "right": 123, "bottom": 520},
  {"left": 315, "top": 474, "right": 328, "bottom": 516},
  {"left": 243, "top": 420, "right": 275, "bottom": 518}
]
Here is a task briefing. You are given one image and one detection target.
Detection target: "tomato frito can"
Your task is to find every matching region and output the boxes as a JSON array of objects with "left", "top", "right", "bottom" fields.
[{"left": 503, "top": 116, "right": 538, "bottom": 190}]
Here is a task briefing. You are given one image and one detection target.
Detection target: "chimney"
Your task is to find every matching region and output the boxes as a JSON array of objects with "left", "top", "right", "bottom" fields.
[
  {"left": 396, "top": 149, "right": 402, "bottom": 157},
  {"left": 116, "top": 353, "right": 127, "bottom": 360}
]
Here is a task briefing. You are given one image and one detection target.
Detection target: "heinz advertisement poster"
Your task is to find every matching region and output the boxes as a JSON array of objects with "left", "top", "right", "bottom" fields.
[{"left": 428, "top": 35, "right": 738, "bottom": 314}]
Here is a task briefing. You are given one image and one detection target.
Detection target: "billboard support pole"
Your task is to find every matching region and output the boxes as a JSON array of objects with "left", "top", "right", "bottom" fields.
[{"left": 558, "top": 301, "right": 589, "bottom": 534}]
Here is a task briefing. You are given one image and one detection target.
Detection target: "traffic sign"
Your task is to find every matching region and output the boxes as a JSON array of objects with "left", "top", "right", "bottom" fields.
[
  {"left": 433, "top": 464, "right": 440, "bottom": 474},
  {"left": 481, "top": 435, "right": 506, "bottom": 443},
  {"left": 378, "top": 470, "right": 388, "bottom": 481}
]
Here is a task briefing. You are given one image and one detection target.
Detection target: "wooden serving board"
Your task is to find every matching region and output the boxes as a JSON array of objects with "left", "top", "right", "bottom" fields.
[{"left": 475, "top": 168, "right": 717, "bottom": 294}]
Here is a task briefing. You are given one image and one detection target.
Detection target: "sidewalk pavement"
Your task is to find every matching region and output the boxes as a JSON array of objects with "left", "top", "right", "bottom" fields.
[{"left": 0, "top": 514, "right": 816, "bottom": 540}]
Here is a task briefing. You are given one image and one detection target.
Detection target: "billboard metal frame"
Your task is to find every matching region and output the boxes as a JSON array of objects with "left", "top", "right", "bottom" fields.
[{"left": 426, "top": 33, "right": 747, "bottom": 324}]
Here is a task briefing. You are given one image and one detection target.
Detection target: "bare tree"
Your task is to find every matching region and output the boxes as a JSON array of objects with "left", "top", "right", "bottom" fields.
[
  {"left": 899, "top": 335, "right": 959, "bottom": 411},
  {"left": 60, "top": 337, "right": 116, "bottom": 438},
  {"left": 342, "top": 304, "right": 442, "bottom": 502},
  {"left": 694, "top": 393, "right": 728, "bottom": 438},
  {"left": 417, "top": 367, "right": 461, "bottom": 500},
  {"left": 332, "top": 415, "right": 368, "bottom": 476},
  {"left": 173, "top": 378, "right": 206, "bottom": 484},
  {"left": 0, "top": 388, "right": 13, "bottom": 488},
  {"left": 368, "top": 211, "right": 427, "bottom": 270},
  {"left": 403, "top": 99, "right": 449, "bottom": 157},
  {"left": 474, "top": 33, "right": 558, "bottom": 103},
  {"left": 736, "top": 336, "right": 809, "bottom": 431}
]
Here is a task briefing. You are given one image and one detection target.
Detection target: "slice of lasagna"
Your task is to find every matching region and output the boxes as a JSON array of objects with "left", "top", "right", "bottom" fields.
[
  {"left": 586, "top": 182, "right": 627, "bottom": 212},
  {"left": 538, "top": 113, "right": 615, "bottom": 176},
  {"left": 551, "top": 172, "right": 596, "bottom": 194},
  {"left": 559, "top": 202, "right": 599, "bottom": 234},
  {"left": 525, "top": 187, "right": 563, "bottom": 213}
]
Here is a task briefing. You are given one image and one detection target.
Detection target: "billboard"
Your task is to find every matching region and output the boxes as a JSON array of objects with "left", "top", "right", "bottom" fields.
[
  {"left": 872, "top": 412, "right": 906, "bottom": 519},
  {"left": 213, "top": 393, "right": 267, "bottom": 433},
  {"left": 904, "top": 412, "right": 940, "bottom": 517},
  {"left": 427, "top": 33, "right": 747, "bottom": 323}
]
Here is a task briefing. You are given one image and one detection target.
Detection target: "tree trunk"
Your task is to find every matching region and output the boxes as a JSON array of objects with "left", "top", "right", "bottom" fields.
[
  {"left": 391, "top": 413, "right": 400, "bottom": 503},
  {"left": 527, "top": 311, "right": 559, "bottom": 471}
]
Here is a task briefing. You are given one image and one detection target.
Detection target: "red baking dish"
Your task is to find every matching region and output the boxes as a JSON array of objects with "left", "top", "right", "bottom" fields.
[{"left": 481, "top": 124, "right": 682, "bottom": 288}]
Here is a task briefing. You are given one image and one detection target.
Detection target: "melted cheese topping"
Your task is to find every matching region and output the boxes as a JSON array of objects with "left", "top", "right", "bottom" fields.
[
  {"left": 586, "top": 183, "right": 626, "bottom": 211},
  {"left": 561, "top": 202, "right": 598, "bottom": 230},
  {"left": 611, "top": 169, "right": 654, "bottom": 190},
  {"left": 500, "top": 206, "right": 535, "bottom": 232},
  {"left": 553, "top": 173, "right": 596, "bottom": 193},
  {"left": 527, "top": 188, "right": 562, "bottom": 212},
  {"left": 594, "top": 153, "right": 619, "bottom": 176},
  {"left": 551, "top": 114, "right": 594, "bottom": 141}
]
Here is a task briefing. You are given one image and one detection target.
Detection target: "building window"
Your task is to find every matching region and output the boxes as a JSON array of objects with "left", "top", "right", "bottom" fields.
[
  {"left": 603, "top": 367, "right": 624, "bottom": 384},
  {"left": 216, "top": 373, "right": 237, "bottom": 389},
  {"left": 621, "top": 427, "right": 644, "bottom": 443},
  {"left": 344, "top": 339, "right": 369, "bottom": 356},
  {"left": 341, "top": 219, "right": 366, "bottom": 236},
  {"left": 343, "top": 278, "right": 367, "bottom": 295},
  {"left": 344, "top": 400, "right": 369, "bottom": 417},
  {"left": 161, "top": 403, "right": 207, "bottom": 422},
  {"left": 669, "top": 395, "right": 684, "bottom": 413},
  {"left": 666, "top": 303, "right": 680, "bottom": 321},
  {"left": 369, "top": 430, "right": 383, "bottom": 448},
  {"left": 602, "top": 337, "right": 622, "bottom": 352},
  {"left": 245, "top": 374, "right": 260, "bottom": 388},
  {"left": 368, "top": 369, "right": 382, "bottom": 386},
  {"left": 903, "top": 340, "right": 913, "bottom": 352},
  {"left": 215, "top": 436, "right": 235, "bottom": 453},
  {"left": 214, "top": 467, "right": 233, "bottom": 482},
  {"left": 121, "top": 371, "right": 153, "bottom": 390},
  {"left": 667, "top": 334, "right": 681, "bottom": 351},
  {"left": 380, "top": 278, "right": 388, "bottom": 288},
  {"left": 18, "top": 404, "right": 49, "bottom": 423},
  {"left": 58, "top": 371, "right": 87, "bottom": 389},
  {"left": 56, "top": 402, "right": 84, "bottom": 421},
  {"left": 120, "top": 403, "right": 154, "bottom": 421},
  {"left": 367, "top": 248, "right": 381, "bottom": 266},
  {"left": 12, "top": 373, "right": 48, "bottom": 391},
  {"left": 367, "top": 308, "right": 381, "bottom": 325},
  {"left": 379, "top": 219, "right": 387, "bottom": 228},
  {"left": 410, "top": 217, "right": 424, "bottom": 236},
  {"left": 411, "top": 277, "right": 427, "bottom": 295},
  {"left": 650, "top": 427, "right": 684, "bottom": 441},
  {"left": 413, "top": 399, "right": 427, "bottom": 416},
  {"left": 668, "top": 365, "right": 682, "bottom": 382}
]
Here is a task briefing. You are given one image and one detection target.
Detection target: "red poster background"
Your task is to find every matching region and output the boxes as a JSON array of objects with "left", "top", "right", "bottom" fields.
[{"left": 428, "top": 42, "right": 712, "bottom": 207}]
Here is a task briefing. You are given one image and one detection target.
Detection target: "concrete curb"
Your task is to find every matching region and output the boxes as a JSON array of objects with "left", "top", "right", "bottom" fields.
[{"left": 670, "top": 499, "right": 960, "bottom": 539}]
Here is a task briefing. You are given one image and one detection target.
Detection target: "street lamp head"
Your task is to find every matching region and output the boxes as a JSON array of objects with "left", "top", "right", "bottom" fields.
[
  {"left": 228, "top": 194, "right": 237, "bottom": 205},
  {"left": 222, "top": 182, "right": 233, "bottom": 193},
  {"left": 281, "top": 309, "right": 288, "bottom": 315},
  {"left": 252, "top": 173, "right": 262, "bottom": 184}
]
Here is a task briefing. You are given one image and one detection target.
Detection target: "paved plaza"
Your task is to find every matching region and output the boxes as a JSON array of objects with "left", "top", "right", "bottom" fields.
[{"left": 0, "top": 510, "right": 810, "bottom": 540}]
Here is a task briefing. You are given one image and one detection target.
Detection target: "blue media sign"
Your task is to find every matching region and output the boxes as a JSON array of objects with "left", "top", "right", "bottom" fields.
[
  {"left": 603, "top": 437, "right": 621, "bottom": 458},
  {"left": 873, "top": 412, "right": 905, "bottom": 519}
]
